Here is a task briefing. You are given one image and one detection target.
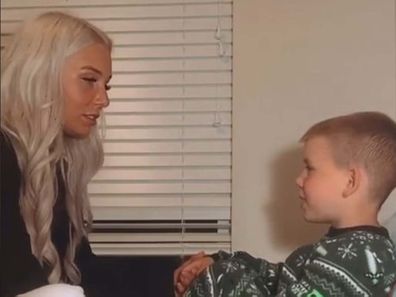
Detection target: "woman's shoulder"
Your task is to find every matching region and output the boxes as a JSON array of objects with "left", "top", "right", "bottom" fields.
[
  {"left": 0, "top": 130, "right": 19, "bottom": 166},
  {"left": 0, "top": 129, "right": 15, "bottom": 154},
  {"left": 1, "top": 129, "right": 21, "bottom": 193}
]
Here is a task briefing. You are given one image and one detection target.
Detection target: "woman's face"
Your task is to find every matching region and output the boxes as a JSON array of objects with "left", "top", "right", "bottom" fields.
[{"left": 62, "top": 43, "right": 112, "bottom": 138}]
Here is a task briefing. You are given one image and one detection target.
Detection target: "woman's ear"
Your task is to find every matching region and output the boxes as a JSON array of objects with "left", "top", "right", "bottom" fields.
[{"left": 342, "top": 166, "right": 361, "bottom": 198}]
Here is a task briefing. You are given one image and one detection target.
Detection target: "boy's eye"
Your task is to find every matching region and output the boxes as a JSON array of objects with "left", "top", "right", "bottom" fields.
[{"left": 105, "top": 84, "right": 111, "bottom": 91}]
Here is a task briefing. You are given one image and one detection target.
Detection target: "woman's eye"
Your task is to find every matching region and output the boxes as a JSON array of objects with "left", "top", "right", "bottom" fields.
[
  {"left": 82, "top": 77, "right": 97, "bottom": 83},
  {"left": 105, "top": 84, "right": 111, "bottom": 91}
]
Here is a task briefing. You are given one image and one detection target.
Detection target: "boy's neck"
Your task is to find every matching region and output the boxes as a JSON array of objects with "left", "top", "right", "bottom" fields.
[
  {"left": 331, "top": 215, "right": 380, "bottom": 229},
  {"left": 331, "top": 198, "right": 380, "bottom": 229},
  {"left": 326, "top": 224, "right": 390, "bottom": 239}
]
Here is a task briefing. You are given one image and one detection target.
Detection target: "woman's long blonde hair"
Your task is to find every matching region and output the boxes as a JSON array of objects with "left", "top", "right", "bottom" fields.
[{"left": 1, "top": 11, "right": 112, "bottom": 284}]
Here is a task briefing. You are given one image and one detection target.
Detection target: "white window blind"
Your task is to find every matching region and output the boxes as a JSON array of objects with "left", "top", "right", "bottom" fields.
[{"left": 1, "top": 0, "right": 232, "bottom": 256}]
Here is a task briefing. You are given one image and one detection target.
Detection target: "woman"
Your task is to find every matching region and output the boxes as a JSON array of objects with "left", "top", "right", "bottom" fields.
[{"left": 1, "top": 11, "right": 114, "bottom": 297}]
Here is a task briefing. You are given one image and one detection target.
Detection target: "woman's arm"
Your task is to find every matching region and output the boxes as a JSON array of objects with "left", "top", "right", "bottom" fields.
[{"left": 1, "top": 132, "right": 49, "bottom": 297}]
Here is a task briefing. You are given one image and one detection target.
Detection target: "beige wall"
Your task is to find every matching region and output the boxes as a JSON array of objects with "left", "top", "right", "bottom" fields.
[{"left": 232, "top": 0, "right": 396, "bottom": 261}]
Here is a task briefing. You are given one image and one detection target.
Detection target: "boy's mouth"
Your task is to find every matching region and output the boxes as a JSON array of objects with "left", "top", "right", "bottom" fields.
[{"left": 298, "top": 195, "right": 306, "bottom": 202}]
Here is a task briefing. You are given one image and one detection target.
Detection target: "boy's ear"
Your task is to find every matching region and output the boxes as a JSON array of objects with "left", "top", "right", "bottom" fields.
[{"left": 342, "top": 166, "right": 360, "bottom": 198}]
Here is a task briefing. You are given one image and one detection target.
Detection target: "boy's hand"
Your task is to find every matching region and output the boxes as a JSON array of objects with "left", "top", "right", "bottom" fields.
[{"left": 174, "top": 251, "right": 214, "bottom": 297}]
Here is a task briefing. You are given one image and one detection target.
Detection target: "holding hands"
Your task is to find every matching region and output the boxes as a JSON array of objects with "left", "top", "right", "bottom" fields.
[{"left": 174, "top": 251, "right": 214, "bottom": 297}]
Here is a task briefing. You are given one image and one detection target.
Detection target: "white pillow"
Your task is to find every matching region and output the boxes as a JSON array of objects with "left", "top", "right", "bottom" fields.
[
  {"left": 17, "top": 284, "right": 85, "bottom": 297},
  {"left": 385, "top": 213, "right": 396, "bottom": 247}
]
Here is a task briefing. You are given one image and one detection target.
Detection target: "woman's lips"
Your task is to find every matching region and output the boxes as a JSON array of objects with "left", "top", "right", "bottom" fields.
[{"left": 83, "top": 113, "right": 99, "bottom": 125}]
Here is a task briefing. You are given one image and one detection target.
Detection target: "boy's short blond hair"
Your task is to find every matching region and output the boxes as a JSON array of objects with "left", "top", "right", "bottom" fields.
[{"left": 301, "top": 111, "right": 396, "bottom": 206}]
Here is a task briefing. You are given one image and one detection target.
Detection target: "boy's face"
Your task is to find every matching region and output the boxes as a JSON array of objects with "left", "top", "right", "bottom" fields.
[{"left": 296, "top": 136, "right": 349, "bottom": 225}]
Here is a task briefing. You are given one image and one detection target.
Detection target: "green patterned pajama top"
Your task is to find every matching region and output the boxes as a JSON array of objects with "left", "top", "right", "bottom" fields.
[{"left": 185, "top": 226, "right": 396, "bottom": 297}]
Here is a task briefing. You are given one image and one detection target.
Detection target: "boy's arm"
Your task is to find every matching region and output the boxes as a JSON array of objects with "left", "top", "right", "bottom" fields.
[
  {"left": 183, "top": 250, "right": 283, "bottom": 297},
  {"left": 214, "top": 250, "right": 283, "bottom": 292},
  {"left": 185, "top": 237, "right": 396, "bottom": 297}
]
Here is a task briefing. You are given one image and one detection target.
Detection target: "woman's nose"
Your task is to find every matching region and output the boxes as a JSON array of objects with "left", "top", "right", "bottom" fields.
[{"left": 95, "top": 88, "right": 110, "bottom": 108}]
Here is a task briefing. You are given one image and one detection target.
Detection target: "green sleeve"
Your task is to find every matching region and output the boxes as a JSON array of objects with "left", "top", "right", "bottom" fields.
[
  {"left": 185, "top": 233, "right": 396, "bottom": 297},
  {"left": 186, "top": 250, "right": 283, "bottom": 297}
]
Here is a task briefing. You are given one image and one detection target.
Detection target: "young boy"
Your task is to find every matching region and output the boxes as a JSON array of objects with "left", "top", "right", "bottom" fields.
[{"left": 174, "top": 111, "right": 396, "bottom": 297}]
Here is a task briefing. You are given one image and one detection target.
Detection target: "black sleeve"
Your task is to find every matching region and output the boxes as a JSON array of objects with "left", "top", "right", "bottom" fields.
[
  {"left": 76, "top": 237, "right": 121, "bottom": 297},
  {"left": 77, "top": 238, "right": 145, "bottom": 297},
  {"left": 77, "top": 238, "right": 179, "bottom": 297},
  {"left": 1, "top": 132, "right": 178, "bottom": 297},
  {"left": 0, "top": 132, "right": 48, "bottom": 297},
  {"left": 0, "top": 132, "right": 123, "bottom": 297}
]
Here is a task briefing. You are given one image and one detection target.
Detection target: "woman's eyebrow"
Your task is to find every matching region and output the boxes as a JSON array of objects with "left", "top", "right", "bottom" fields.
[
  {"left": 81, "top": 65, "right": 112, "bottom": 81},
  {"left": 81, "top": 65, "right": 102, "bottom": 75}
]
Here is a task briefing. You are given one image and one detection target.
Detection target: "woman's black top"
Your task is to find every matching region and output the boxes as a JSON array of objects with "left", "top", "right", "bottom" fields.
[{"left": 0, "top": 132, "right": 120, "bottom": 297}]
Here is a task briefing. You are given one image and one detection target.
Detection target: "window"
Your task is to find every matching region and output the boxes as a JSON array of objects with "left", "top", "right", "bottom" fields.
[{"left": 1, "top": 0, "right": 233, "bottom": 256}]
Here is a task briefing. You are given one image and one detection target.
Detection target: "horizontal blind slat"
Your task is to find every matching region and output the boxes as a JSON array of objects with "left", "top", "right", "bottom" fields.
[
  {"left": 112, "top": 44, "right": 231, "bottom": 59},
  {"left": 103, "top": 140, "right": 231, "bottom": 153},
  {"left": 0, "top": 17, "right": 232, "bottom": 33},
  {"left": 89, "top": 242, "right": 230, "bottom": 256},
  {"left": 103, "top": 113, "right": 231, "bottom": 126},
  {"left": 106, "top": 98, "right": 231, "bottom": 111},
  {"left": 1, "top": 4, "right": 232, "bottom": 20},
  {"left": 109, "top": 88, "right": 231, "bottom": 100},
  {"left": 112, "top": 58, "right": 231, "bottom": 72},
  {"left": 90, "top": 195, "right": 231, "bottom": 207},
  {"left": 101, "top": 126, "right": 231, "bottom": 140},
  {"left": 92, "top": 167, "right": 231, "bottom": 181},
  {"left": 90, "top": 233, "right": 230, "bottom": 243},
  {"left": 88, "top": 181, "right": 231, "bottom": 194},
  {"left": 90, "top": 206, "right": 231, "bottom": 220},
  {"left": 108, "top": 31, "right": 232, "bottom": 46},
  {"left": 102, "top": 153, "right": 231, "bottom": 167},
  {"left": 110, "top": 72, "right": 231, "bottom": 86},
  {"left": 1, "top": 0, "right": 232, "bottom": 9}
]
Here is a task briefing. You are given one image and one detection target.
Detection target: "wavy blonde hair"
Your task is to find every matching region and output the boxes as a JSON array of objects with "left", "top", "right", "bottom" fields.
[{"left": 1, "top": 11, "right": 112, "bottom": 284}]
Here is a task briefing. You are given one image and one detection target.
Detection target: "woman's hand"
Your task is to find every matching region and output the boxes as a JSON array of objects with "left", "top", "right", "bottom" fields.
[{"left": 174, "top": 251, "right": 215, "bottom": 297}]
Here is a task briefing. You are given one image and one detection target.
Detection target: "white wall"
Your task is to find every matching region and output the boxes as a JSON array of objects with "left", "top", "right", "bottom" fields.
[{"left": 232, "top": 0, "right": 396, "bottom": 261}]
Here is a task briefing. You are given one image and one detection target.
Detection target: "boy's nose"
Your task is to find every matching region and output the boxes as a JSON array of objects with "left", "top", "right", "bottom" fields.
[{"left": 295, "top": 174, "right": 303, "bottom": 188}]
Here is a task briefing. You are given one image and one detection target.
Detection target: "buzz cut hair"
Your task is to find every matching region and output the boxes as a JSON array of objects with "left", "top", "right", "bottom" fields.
[{"left": 301, "top": 111, "right": 396, "bottom": 206}]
